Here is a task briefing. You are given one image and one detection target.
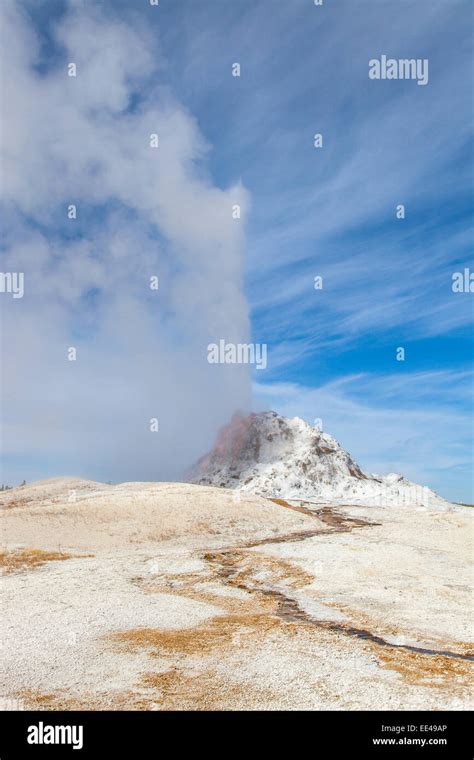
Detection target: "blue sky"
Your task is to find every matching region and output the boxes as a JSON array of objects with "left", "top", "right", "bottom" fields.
[{"left": 1, "top": 0, "right": 473, "bottom": 501}]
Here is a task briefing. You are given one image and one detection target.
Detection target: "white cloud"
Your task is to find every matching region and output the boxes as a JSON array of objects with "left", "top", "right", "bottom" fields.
[{"left": 0, "top": 1, "right": 251, "bottom": 483}]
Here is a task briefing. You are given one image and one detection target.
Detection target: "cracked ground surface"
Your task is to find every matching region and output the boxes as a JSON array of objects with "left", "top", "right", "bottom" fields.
[{"left": 1, "top": 478, "right": 472, "bottom": 710}]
